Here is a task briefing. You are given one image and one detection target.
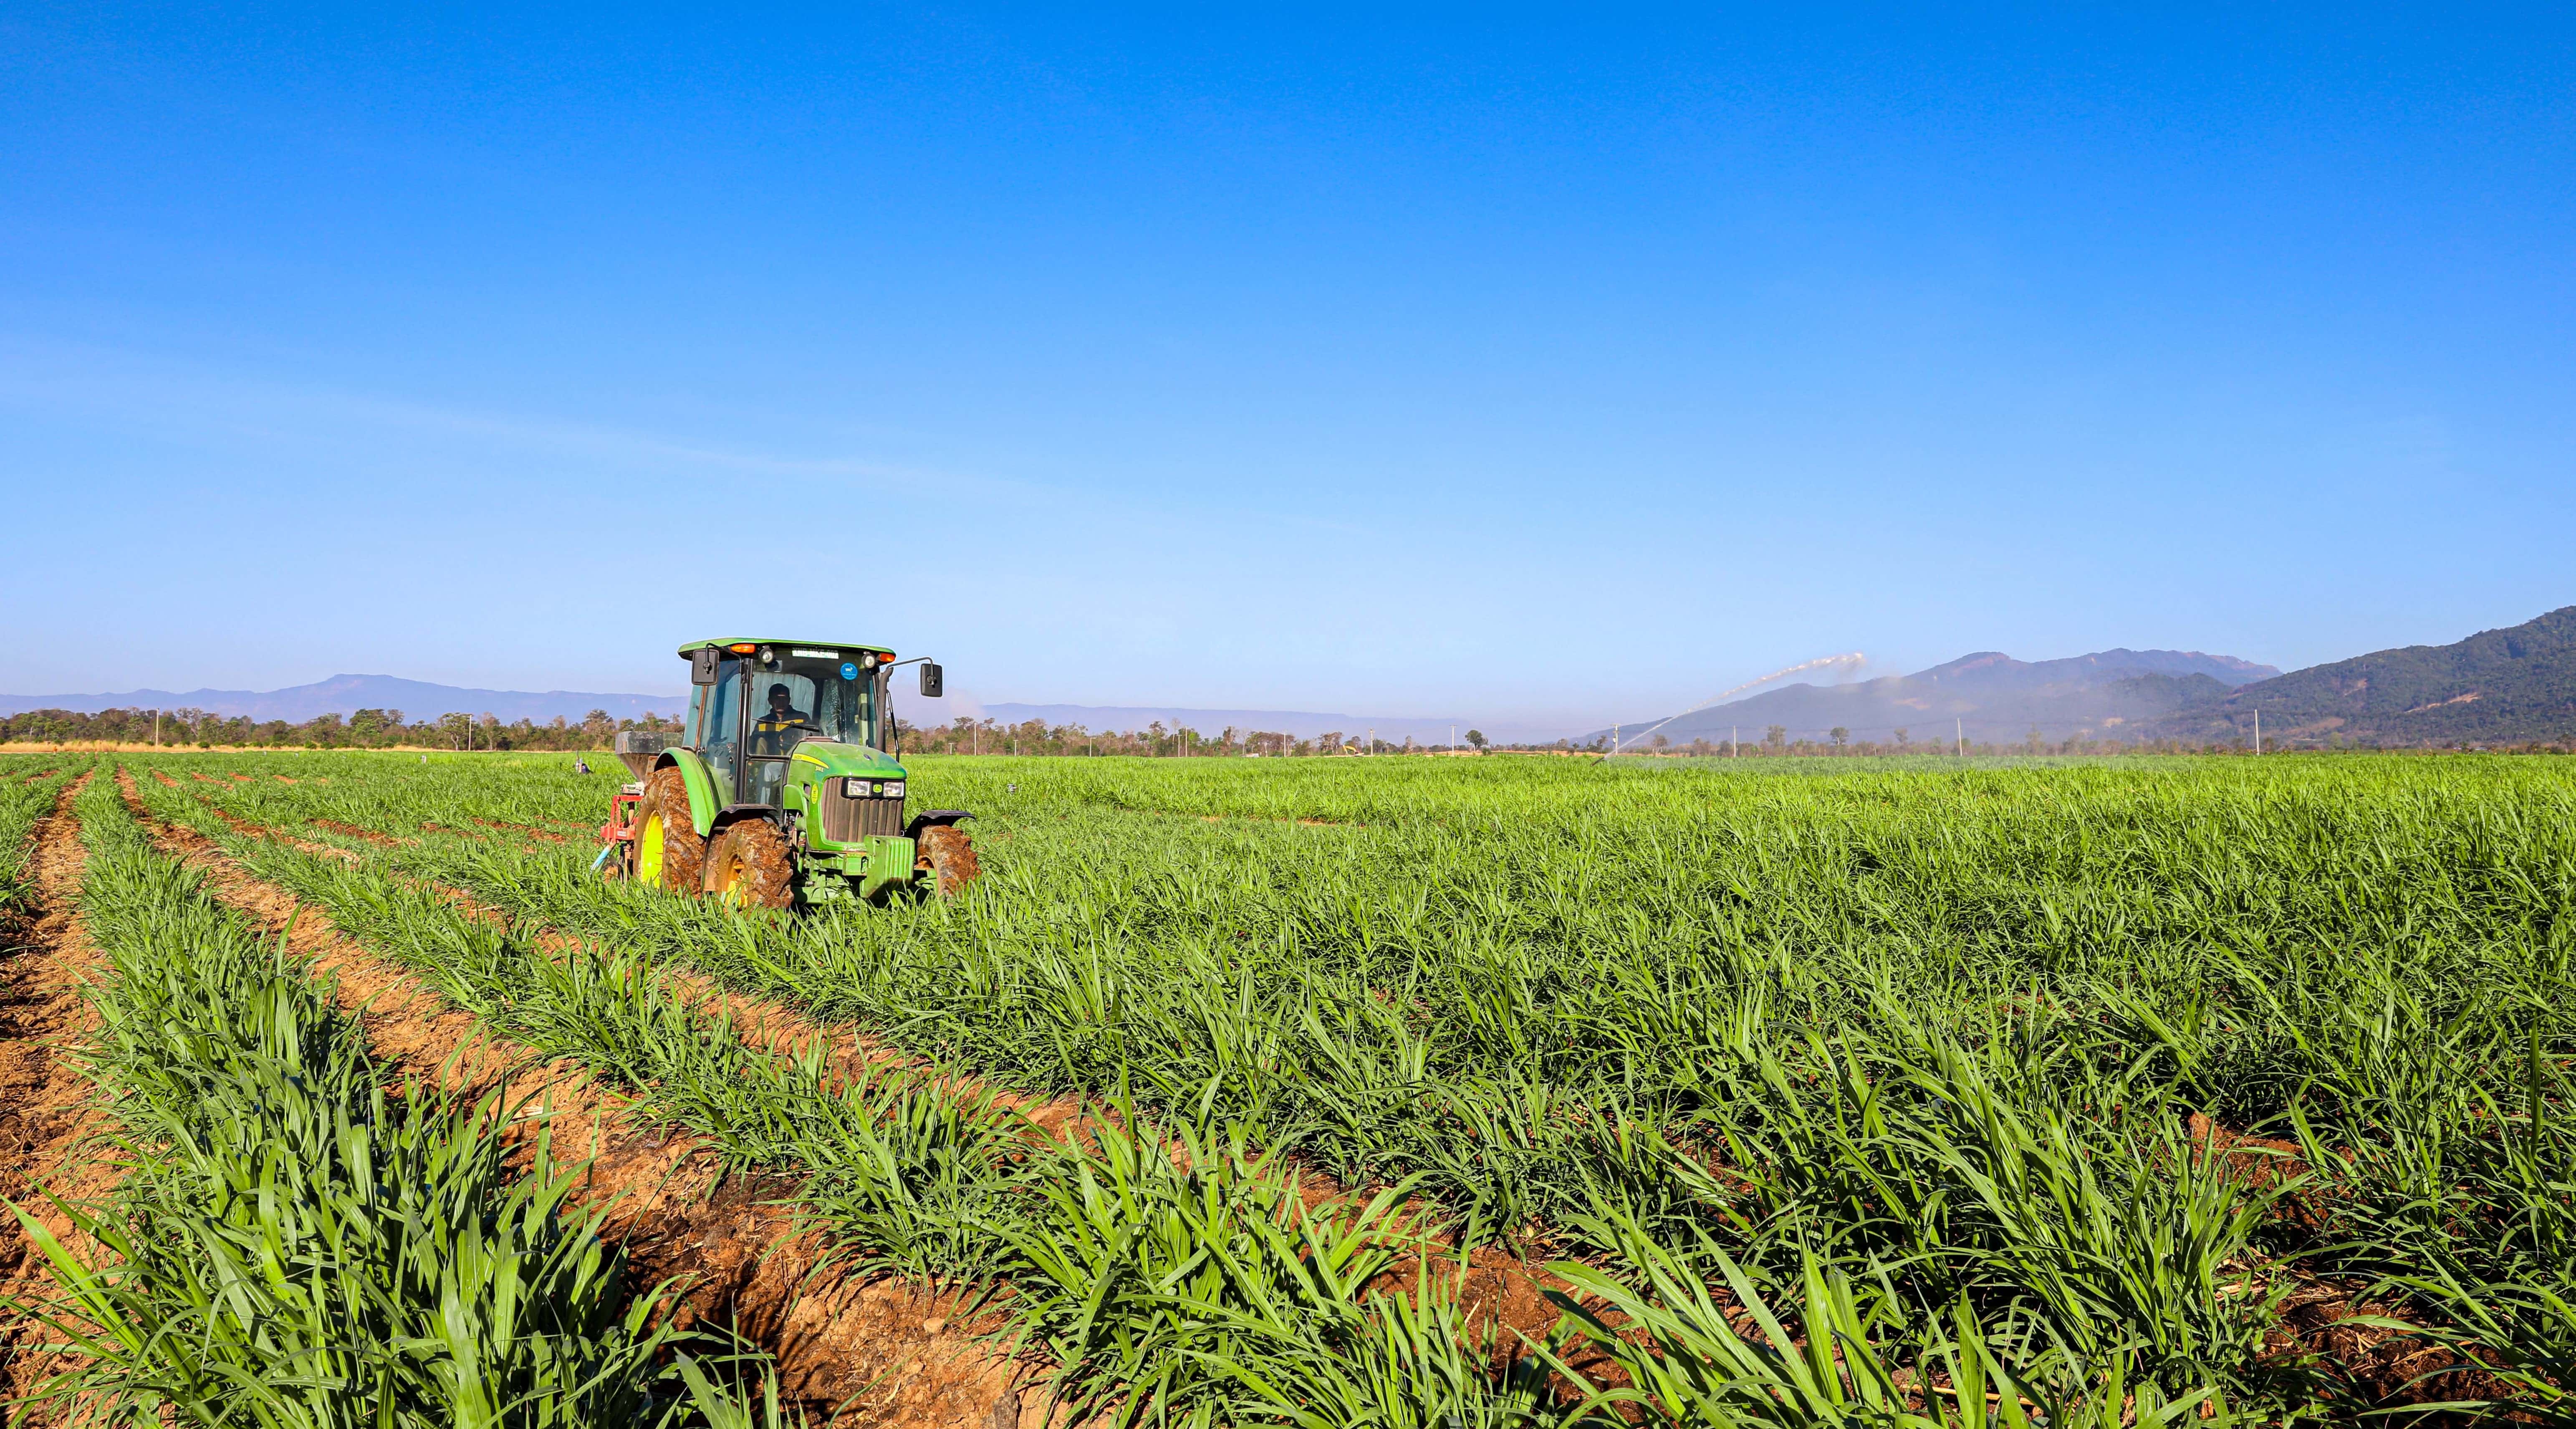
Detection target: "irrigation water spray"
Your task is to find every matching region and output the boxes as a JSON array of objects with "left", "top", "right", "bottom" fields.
[{"left": 1611, "top": 651, "right": 1866, "bottom": 751}]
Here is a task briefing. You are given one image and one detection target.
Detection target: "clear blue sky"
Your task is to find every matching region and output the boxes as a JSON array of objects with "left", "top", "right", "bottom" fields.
[{"left": 5, "top": 5, "right": 2569, "bottom": 729}]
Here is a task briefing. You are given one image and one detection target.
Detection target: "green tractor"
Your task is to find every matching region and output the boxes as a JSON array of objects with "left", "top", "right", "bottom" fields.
[{"left": 596, "top": 638, "right": 977, "bottom": 908}]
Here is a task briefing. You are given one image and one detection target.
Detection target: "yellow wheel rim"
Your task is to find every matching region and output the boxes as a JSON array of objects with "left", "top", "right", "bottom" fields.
[
  {"left": 638, "top": 814, "right": 664, "bottom": 885},
  {"left": 712, "top": 843, "right": 742, "bottom": 905}
]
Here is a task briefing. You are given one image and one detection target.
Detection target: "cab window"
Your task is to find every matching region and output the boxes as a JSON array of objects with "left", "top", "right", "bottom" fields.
[
  {"left": 749, "top": 675, "right": 821, "bottom": 757},
  {"left": 815, "top": 665, "right": 876, "bottom": 749},
  {"left": 699, "top": 660, "right": 742, "bottom": 800}
]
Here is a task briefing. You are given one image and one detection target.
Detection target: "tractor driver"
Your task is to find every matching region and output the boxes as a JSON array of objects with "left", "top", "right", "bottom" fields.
[{"left": 750, "top": 682, "right": 817, "bottom": 756}]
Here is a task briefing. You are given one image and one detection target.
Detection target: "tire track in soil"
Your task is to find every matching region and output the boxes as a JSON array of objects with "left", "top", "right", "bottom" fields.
[
  {"left": 0, "top": 772, "right": 124, "bottom": 1414},
  {"left": 116, "top": 770, "right": 1031, "bottom": 1429},
  {"left": 174, "top": 784, "right": 1577, "bottom": 1379}
]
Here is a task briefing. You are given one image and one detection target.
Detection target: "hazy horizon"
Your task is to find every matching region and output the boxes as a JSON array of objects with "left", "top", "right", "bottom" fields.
[{"left": 0, "top": 637, "right": 2312, "bottom": 742}]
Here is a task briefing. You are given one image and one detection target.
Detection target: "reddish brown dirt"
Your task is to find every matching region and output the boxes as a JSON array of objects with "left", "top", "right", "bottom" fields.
[
  {"left": 421, "top": 819, "right": 536, "bottom": 850},
  {"left": 312, "top": 818, "right": 403, "bottom": 847},
  {"left": 116, "top": 773, "right": 1035, "bottom": 1428},
  {"left": 2185, "top": 1113, "right": 2528, "bottom": 1419},
  {"left": 0, "top": 774, "right": 126, "bottom": 1412},
  {"left": 185, "top": 798, "right": 359, "bottom": 865},
  {"left": 148, "top": 770, "right": 180, "bottom": 787},
  {"left": 2265, "top": 1273, "right": 2520, "bottom": 1418},
  {"left": 2188, "top": 1111, "right": 2308, "bottom": 1191},
  {"left": 474, "top": 816, "right": 568, "bottom": 843}
]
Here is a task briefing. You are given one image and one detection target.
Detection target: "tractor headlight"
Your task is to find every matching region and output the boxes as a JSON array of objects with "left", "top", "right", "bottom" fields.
[
  {"left": 883, "top": 780, "right": 906, "bottom": 799},
  {"left": 843, "top": 777, "right": 870, "bottom": 798}
]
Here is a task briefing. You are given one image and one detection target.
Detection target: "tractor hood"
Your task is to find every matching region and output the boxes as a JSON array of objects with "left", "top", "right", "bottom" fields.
[{"left": 789, "top": 741, "right": 906, "bottom": 780}]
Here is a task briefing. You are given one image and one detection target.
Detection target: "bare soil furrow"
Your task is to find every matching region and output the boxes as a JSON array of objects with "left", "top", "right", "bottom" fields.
[
  {"left": 0, "top": 773, "right": 121, "bottom": 1411},
  {"left": 115, "top": 771, "right": 1030, "bottom": 1428}
]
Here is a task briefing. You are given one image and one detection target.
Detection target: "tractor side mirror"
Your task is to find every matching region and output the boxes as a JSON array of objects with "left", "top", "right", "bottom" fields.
[
  {"left": 690, "top": 649, "right": 720, "bottom": 685},
  {"left": 919, "top": 663, "right": 944, "bottom": 699}
]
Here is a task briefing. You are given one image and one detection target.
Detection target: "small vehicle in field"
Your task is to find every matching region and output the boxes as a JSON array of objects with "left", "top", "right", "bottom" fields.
[{"left": 596, "top": 638, "right": 977, "bottom": 908}]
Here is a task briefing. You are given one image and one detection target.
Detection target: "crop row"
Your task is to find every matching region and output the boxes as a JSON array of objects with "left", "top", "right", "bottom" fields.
[
  {"left": 134, "top": 750, "right": 2576, "bottom": 1420},
  {"left": 7, "top": 773, "right": 788, "bottom": 1425},
  {"left": 0, "top": 757, "right": 83, "bottom": 919}
]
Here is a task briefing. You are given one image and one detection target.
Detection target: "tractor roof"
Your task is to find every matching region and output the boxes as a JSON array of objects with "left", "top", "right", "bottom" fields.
[{"left": 677, "top": 638, "right": 898, "bottom": 658}]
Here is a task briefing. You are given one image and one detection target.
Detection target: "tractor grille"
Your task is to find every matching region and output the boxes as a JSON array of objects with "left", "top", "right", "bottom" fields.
[{"left": 820, "top": 792, "right": 905, "bottom": 842}]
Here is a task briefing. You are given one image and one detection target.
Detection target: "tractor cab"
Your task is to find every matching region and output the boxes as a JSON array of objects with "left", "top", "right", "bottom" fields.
[
  {"left": 683, "top": 640, "right": 890, "bottom": 810},
  {"left": 600, "top": 638, "right": 975, "bottom": 908}
]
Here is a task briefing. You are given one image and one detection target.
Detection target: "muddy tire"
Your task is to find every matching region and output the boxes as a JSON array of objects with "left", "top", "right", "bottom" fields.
[
  {"left": 917, "top": 825, "right": 980, "bottom": 899},
  {"left": 633, "top": 768, "right": 706, "bottom": 895},
  {"left": 705, "top": 819, "right": 796, "bottom": 909}
]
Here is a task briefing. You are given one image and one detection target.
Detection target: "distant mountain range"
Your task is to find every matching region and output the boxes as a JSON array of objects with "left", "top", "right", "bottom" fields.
[
  {"left": 0, "top": 674, "right": 687, "bottom": 725},
  {"left": 1590, "top": 606, "right": 2576, "bottom": 749},
  {"left": 2137, "top": 605, "right": 2576, "bottom": 747},
  {"left": 1585, "top": 649, "right": 2278, "bottom": 748}
]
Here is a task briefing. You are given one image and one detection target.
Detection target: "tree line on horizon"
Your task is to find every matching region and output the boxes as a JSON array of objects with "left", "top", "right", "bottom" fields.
[
  {"left": 0, "top": 706, "right": 680, "bottom": 751},
  {"left": 8, "top": 704, "right": 2568, "bottom": 756},
  {"left": 891, "top": 716, "right": 1496, "bottom": 757}
]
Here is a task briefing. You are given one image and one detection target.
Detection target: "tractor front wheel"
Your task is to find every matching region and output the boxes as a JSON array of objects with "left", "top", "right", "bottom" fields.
[
  {"left": 705, "top": 820, "right": 796, "bottom": 909},
  {"left": 917, "top": 825, "right": 980, "bottom": 899},
  {"left": 633, "top": 769, "right": 706, "bottom": 894}
]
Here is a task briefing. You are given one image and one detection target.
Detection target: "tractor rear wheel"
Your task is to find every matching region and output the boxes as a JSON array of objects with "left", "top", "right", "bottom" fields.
[
  {"left": 705, "top": 820, "right": 796, "bottom": 909},
  {"left": 917, "top": 825, "right": 980, "bottom": 898},
  {"left": 633, "top": 769, "right": 706, "bottom": 895}
]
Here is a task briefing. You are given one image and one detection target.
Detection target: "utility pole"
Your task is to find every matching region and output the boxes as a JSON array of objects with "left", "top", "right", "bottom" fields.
[
  {"left": 1732, "top": 725, "right": 1738, "bottom": 758},
  {"left": 2254, "top": 709, "right": 2261, "bottom": 755},
  {"left": 1957, "top": 717, "right": 1965, "bottom": 758}
]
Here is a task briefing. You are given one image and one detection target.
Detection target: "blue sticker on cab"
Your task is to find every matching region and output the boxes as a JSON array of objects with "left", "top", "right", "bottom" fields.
[{"left": 841, "top": 662, "right": 859, "bottom": 680}]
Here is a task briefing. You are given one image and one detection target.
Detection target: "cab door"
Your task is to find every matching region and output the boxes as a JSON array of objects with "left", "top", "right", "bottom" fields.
[{"left": 688, "top": 658, "right": 745, "bottom": 802}]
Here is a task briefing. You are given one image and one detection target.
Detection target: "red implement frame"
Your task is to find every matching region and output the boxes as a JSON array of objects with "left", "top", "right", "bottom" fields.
[{"left": 597, "top": 786, "right": 644, "bottom": 876}]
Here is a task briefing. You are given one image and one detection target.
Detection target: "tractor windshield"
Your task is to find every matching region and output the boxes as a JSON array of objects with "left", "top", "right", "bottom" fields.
[
  {"left": 737, "top": 656, "right": 878, "bottom": 807},
  {"left": 744, "top": 657, "right": 876, "bottom": 757}
]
